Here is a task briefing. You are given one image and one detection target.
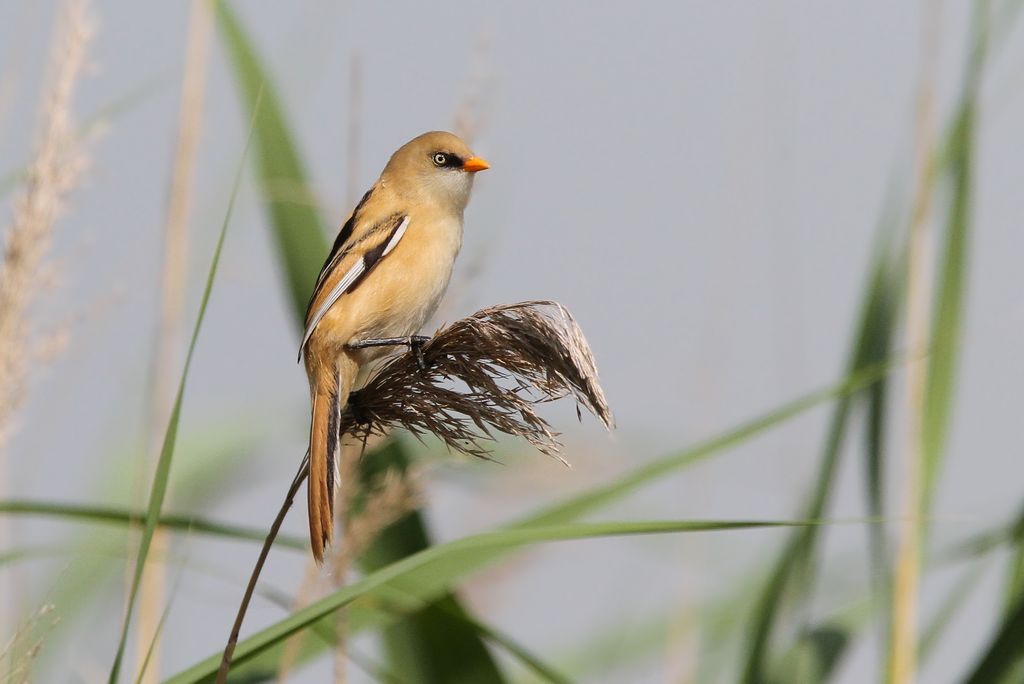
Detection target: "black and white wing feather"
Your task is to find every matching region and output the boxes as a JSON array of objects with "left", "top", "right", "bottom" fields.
[{"left": 299, "top": 213, "right": 410, "bottom": 358}]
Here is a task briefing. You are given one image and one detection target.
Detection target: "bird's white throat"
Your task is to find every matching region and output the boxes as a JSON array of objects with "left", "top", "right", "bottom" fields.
[{"left": 423, "top": 169, "right": 475, "bottom": 213}]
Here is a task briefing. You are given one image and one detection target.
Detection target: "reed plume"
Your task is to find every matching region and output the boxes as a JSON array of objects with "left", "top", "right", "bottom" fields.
[
  {"left": 0, "top": 0, "right": 93, "bottom": 445},
  {"left": 0, "top": 0, "right": 93, "bottom": 655},
  {"left": 344, "top": 300, "right": 614, "bottom": 461}
]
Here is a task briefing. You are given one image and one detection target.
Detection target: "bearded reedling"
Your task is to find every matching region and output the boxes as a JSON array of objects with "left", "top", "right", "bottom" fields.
[{"left": 299, "top": 131, "right": 489, "bottom": 561}]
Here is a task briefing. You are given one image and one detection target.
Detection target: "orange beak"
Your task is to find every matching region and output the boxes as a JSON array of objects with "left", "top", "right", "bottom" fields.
[{"left": 462, "top": 156, "right": 490, "bottom": 173}]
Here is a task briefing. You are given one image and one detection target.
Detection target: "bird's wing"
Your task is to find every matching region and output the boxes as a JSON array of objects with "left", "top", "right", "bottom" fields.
[
  {"left": 309, "top": 189, "right": 372, "bottom": 299},
  {"left": 299, "top": 212, "right": 410, "bottom": 358}
]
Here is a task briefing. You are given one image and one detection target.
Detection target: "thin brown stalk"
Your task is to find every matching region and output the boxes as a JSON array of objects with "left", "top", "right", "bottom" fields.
[
  {"left": 256, "top": 179, "right": 324, "bottom": 207},
  {"left": 0, "top": 0, "right": 93, "bottom": 646},
  {"left": 889, "top": 3, "right": 941, "bottom": 683},
  {"left": 217, "top": 455, "right": 310, "bottom": 684},
  {"left": 135, "top": 2, "right": 213, "bottom": 680}
]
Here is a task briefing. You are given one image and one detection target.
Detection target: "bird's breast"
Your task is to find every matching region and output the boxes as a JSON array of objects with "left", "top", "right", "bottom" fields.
[{"left": 351, "top": 213, "right": 463, "bottom": 345}]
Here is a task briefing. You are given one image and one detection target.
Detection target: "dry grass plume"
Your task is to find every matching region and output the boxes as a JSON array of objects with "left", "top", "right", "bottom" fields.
[
  {"left": 344, "top": 301, "right": 614, "bottom": 462},
  {"left": 0, "top": 603, "right": 59, "bottom": 684},
  {"left": 0, "top": 0, "right": 93, "bottom": 654},
  {"left": 0, "top": 0, "right": 93, "bottom": 445}
]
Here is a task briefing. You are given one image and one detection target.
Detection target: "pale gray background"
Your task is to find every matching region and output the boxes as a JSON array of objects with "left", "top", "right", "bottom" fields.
[{"left": 1, "top": 1, "right": 1023, "bottom": 682}]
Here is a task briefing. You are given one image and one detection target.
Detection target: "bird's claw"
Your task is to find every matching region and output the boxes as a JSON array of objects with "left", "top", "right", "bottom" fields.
[
  {"left": 346, "top": 335, "right": 431, "bottom": 372},
  {"left": 409, "top": 336, "right": 429, "bottom": 372}
]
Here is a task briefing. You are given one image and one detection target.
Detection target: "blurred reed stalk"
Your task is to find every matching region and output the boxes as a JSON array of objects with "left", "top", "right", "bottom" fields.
[
  {"left": 889, "top": 2, "right": 941, "bottom": 682},
  {"left": 135, "top": 0, "right": 212, "bottom": 680},
  {"left": 0, "top": 0, "right": 93, "bottom": 648}
]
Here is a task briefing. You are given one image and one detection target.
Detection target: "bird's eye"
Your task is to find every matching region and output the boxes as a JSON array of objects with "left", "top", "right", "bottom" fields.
[{"left": 432, "top": 153, "right": 447, "bottom": 167}]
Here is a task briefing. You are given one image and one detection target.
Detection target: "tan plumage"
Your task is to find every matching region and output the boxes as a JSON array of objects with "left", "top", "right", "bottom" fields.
[{"left": 301, "top": 131, "right": 489, "bottom": 562}]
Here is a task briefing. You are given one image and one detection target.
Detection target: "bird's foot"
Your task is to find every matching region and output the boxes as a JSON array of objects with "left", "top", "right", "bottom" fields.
[
  {"left": 408, "top": 336, "right": 429, "bottom": 372},
  {"left": 346, "top": 335, "right": 432, "bottom": 371}
]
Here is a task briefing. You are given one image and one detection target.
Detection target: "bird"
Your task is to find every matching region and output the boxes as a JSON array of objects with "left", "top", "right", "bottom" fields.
[{"left": 299, "top": 131, "right": 489, "bottom": 562}]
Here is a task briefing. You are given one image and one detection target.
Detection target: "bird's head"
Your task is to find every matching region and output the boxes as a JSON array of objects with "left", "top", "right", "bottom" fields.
[{"left": 382, "top": 131, "right": 489, "bottom": 212}]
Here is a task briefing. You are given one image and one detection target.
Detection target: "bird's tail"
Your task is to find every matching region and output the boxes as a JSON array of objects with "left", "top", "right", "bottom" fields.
[{"left": 307, "top": 354, "right": 358, "bottom": 563}]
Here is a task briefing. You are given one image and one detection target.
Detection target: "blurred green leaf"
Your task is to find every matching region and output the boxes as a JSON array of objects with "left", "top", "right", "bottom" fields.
[
  {"left": 215, "top": 0, "right": 327, "bottom": 316},
  {"left": 221, "top": 566, "right": 567, "bottom": 684},
  {"left": 971, "top": 498, "right": 1024, "bottom": 682},
  {"left": 1000, "top": 565, "right": 1024, "bottom": 682},
  {"left": 770, "top": 593, "right": 874, "bottom": 684},
  {"left": 862, "top": 233, "right": 904, "bottom": 658},
  {"left": 167, "top": 518, "right": 815, "bottom": 683},
  {"left": 0, "top": 499, "right": 306, "bottom": 550},
  {"left": 774, "top": 624, "right": 850, "bottom": 684},
  {"left": 741, "top": 234, "right": 903, "bottom": 684},
  {"left": 962, "top": 589, "right": 1024, "bottom": 684},
  {"left": 452, "top": 616, "right": 571, "bottom": 684},
  {"left": 106, "top": 100, "right": 254, "bottom": 683},
  {"left": 920, "top": 2, "right": 988, "bottom": 518},
  {"left": 372, "top": 584, "right": 572, "bottom": 684},
  {"left": 354, "top": 440, "right": 505, "bottom": 683},
  {"left": 777, "top": 588, "right": 873, "bottom": 684},
  {"left": 1006, "top": 546, "right": 1024, "bottom": 617}
]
